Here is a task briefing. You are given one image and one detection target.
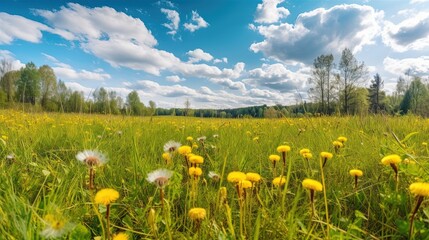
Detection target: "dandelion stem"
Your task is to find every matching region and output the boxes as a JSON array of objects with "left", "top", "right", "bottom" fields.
[
  {"left": 409, "top": 196, "right": 424, "bottom": 239},
  {"left": 106, "top": 204, "right": 111, "bottom": 240},
  {"left": 160, "top": 188, "right": 164, "bottom": 208},
  {"left": 354, "top": 176, "right": 358, "bottom": 189},
  {"left": 89, "top": 167, "right": 95, "bottom": 190},
  {"left": 320, "top": 156, "right": 330, "bottom": 238}
]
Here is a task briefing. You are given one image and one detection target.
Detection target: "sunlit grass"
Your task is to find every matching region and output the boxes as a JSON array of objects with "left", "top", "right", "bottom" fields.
[{"left": 0, "top": 110, "right": 429, "bottom": 239}]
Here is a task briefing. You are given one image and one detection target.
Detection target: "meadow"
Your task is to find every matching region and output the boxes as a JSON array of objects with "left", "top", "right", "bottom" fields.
[{"left": 1, "top": 110, "right": 429, "bottom": 239}]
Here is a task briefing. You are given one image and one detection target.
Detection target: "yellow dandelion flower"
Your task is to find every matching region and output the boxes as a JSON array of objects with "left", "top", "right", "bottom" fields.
[
  {"left": 113, "top": 232, "right": 129, "bottom": 240},
  {"left": 239, "top": 180, "right": 253, "bottom": 189},
  {"left": 189, "top": 167, "right": 203, "bottom": 177},
  {"left": 349, "top": 169, "right": 363, "bottom": 177},
  {"left": 269, "top": 154, "right": 280, "bottom": 162},
  {"left": 192, "top": 143, "right": 199, "bottom": 149},
  {"left": 332, "top": 141, "right": 343, "bottom": 148},
  {"left": 1, "top": 135, "right": 8, "bottom": 141},
  {"left": 246, "top": 172, "right": 261, "bottom": 182},
  {"left": 162, "top": 152, "right": 171, "bottom": 162},
  {"left": 178, "top": 146, "right": 192, "bottom": 156},
  {"left": 303, "top": 152, "right": 312, "bottom": 159},
  {"left": 189, "top": 155, "right": 204, "bottom": 164},
  {"left": 277, "top": 145, "right": 291, "bottom": 153},
  {"left": 410, "top": 182, "right": 429, "bottom": 197},
  {"left": 299, "top": 148, "right": 311, "bottom": 156},
  {"left": 188, "top": 208, "right": 206, "bottom": 221},
  {"left": 381, "top": 154, "right": 401, "bottom": 165},
  {"left": 302, "top": 179, "right": 323, "bottom": 192},
  {"left": 94, "top": 188, "right": 120, "bottom": 206},
  {"left": 422, "top": 142, "right": 428, "bottom": 146},
  {"left": 227, "top": 171, "right": 246, "bottom": 183},
  {"left": 186, "top": 136, "right": 194, "bottom": 141},
  {"left": 320, "top": 152, "right": 333, "bottom": 159},
  {"left": 338, "top": 136, "right": 347, "bottom": 143},
  {"left": 272, "top": 176, "right": 286, "bottom": 187}
]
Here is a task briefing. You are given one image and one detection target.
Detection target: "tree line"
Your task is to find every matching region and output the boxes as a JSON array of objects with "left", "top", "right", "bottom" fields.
[{"left": 1, "top": 50, "right": 428, "bottom": 118}]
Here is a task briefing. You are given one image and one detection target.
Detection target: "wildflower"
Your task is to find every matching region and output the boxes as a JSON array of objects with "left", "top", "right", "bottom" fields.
[
  {"left": 208, "top": 171, "right": 220, "bottom": 182},
  {"left": 320, "top": 152, "right": 333, "bottom": 167},
  {"left": 303, "top": 152, "right": 312, "bottom": 159},
  {"left": 302, "top": 179, "right": 323, "bottom": 192},
  {"left": 410, "top": 182, "right": 429, "bottom": 197},
  {"left": 192, "top": 143, "right": 199, "bottom": 149},
  {"left": 95, "top": 188, "right": 120, "bottom": 206},
  {"left": 189, "top": 155, "right": 204, "bottom": 165},
  {"left": 186, "top": 136, "right": 194, "bottom": 142},
  {"left": 76, "top": 150, "right": 107, "bottom": 166},
  {"left": 40, "top": 214, "right": 72, "bottom": 239},
  {"left": 269, "top": 154, "right": 280, "bottom": 163},
  {"left": 178, "top": 146, "right": 192, "bottom": 156},
  {"left": 349, "top": 169, "right": 363, "bottom": 177},
  {"left": 197, "top": 136, "right": 206, "bottom": 142},
  {"left": 239, "top": 180, "right": 253, "bottom": 189},
  {"left": 277, "top": 145, "right": 291, "bottom": 153},
  {"left": 381, "top": 154, "right": 401, "bottom": 182},
  {"left": 76, "top": 150, "right": 107, "bottom": 189},
  {"left": 163, "top": 140, "right": 181, "bottom": 153},
  {"left": 147, "top": 169, "right": 173, "bottom": 188},
  {"left": 188, "top": 208, "right": 206, "bottom": 221},
  {"left": 162, "top": 152, "right": 171, "bottom": 163},
  {"left": 333, "top": 141, "right": 343, "bottom": 153},
  {"left": 227, "top": 171, "right": 246, "bottom": 183},
  {"left": 302, "top": 179, "right": 323, "bottom": 218},
  {"left": 246, "top": 172, "right": 261, "bottom": 183},
  {"left": 113, "top": 232, "right": 129, "bottom": 240},
  {"left": 409, "top": 182, "right": 429, "bottom": 238},
  {"left": 337, "top": 136, "right": 347, "bottom": 144},
  {"left": 1, "top": 135, "right": 7, "bottom": 141},
  {"left": 299, "top": 148, "right": 311, "bottom": 156},
  {"left": 189, "top": 167, "right": 203, "bottom": 177},
  {"left": 213, "top": 134, "right": 219, "bottom": 138},
  {"left": 272, "top": 176, "right": 286, "bottom": 187},
  {"left": 423, "top": 142, "right": 428, "bottom": 147}
]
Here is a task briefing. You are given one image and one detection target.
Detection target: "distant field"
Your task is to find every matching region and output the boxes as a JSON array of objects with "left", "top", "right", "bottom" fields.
[{"left": 1, "top": 110, "right": 428, "bottom": 239}]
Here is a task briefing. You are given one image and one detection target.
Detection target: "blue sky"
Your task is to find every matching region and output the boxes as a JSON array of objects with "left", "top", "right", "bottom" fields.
[{"left": 1, "top": 0, "right": 429, "bottom": 108}]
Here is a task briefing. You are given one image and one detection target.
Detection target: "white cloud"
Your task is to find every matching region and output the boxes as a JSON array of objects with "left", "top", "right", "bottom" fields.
[
  {"left": 213, "top": 57, "right": 228, "bottom": 64},
  {"left": 161, "top": 8, "right": 180, "bottom": 36},
  {"left": 383, "top": 56, "right": 429, "bottom": 77},
  {"left": 0, "top": 50, "right": 25, "bottom": 71},
  {"left": 0, "top": 12, "right": 51, "bottom": 44},
  {"left": 382, "top": 12, "right": 429, "bottom": 52},
  {"left": 209, "top": 78, "right": 246, "bottom": 92},
  {"left": 243, "top": 63, "right": 310, "bottom": 91},
  {"left": 134, "top": 80, "right": 198, "bottom": 97},
  {"left": 187, "top": 48, "right": 213, "bottom": 63},
  {"left": 410, "top": 0, "right": 429, "bottom": 3},
  {"left": 43, "top": 53, "right": 111, "bottom": 81},
  {"left": 166, "top": 75, "right": 185, "bottom": 82},
  {"left": 34, "top": 3, "right": 157, "bottom": 46},
  {"left": 183, "top": 11, "right": 209, "bottom": 32},
  {"left": 250, "top": 4, "right": 383, "bottom": 64},
  {"left": 254, "top": 0, "right": 290, "bottom": 24}
]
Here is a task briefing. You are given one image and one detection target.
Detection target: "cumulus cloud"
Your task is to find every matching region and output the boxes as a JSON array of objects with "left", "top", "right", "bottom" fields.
[
  {"left": 382, "top": 12, "right": 429, "bottom": 52},
  {"left": 161, "top": 8, "right": 180, "bottom": 36},
  {"left": 254, "top": 0, "right": 290, "bottom": 24},
  {"left": 250, "top": 4, "right": 383, "bottom": 64},
  {"left": 383, "top": 56, "right": 429, "bottom": 77},
  {"left": 0, "top": 12, "right": 52, "bottom": 44},
  {"left": 183, "top": 11, "right": 209, "bottom": 32},
  {"left": 187, "top": 48, "right": 213, "bottom": 63},
  {"left": 209, "top": 78, "right": 246, "bottom": 92},
  {"left": 34, "top": 3, "right": 157, "bottom": 46},
  {"left": 43, "top": 53, "right": 111, "bottom": 81},
  {"left": 133, "top": 80, "right": 198, "bottom": 97},
  {"left": 0, "top": 50, "right": 25, "bottom": 71},
  {"left": 166, "top": 75, "right": 185, "bottom": 82},
  {"left": 243, "top": 63, "right": 310, "bottom": 91},
  {"left": 213, "top": 57, "right": 228, "bottom": 64}
]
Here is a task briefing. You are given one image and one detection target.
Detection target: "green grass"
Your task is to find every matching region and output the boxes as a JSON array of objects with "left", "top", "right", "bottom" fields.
[{"left": 0, "top": 110, "right": 429, "bottom": 239}]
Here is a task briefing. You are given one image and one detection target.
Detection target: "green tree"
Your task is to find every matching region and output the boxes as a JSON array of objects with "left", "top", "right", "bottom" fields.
[
  {"left": 126, "top": 90, "right": 145, "bottom": 115},
  {"left": 338, "top": 48, "right": 367, "bottom": 115},
  {"left": 16, "top": 62, "right": 41, "bottom": 105},
  {"left": 57, "top": 80, "right": 70, "bottom": 112},
  {"left": 308, "top": 54, "right": 334, "bottom": 114},
  {"left": 0, "top": 70, "right": 20, "bottom": 102},
  {"left": 93, "top": 87, "right": 109, "bottom": 113},
  {"left": 38, "top": 65, "right": 57, "bottom": 109},
  {"left": 400, "top": 77, "right": 429, "bottom": 115},
  {"left": 368, "top": 73, "right": 385, "bottom": 113}
]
